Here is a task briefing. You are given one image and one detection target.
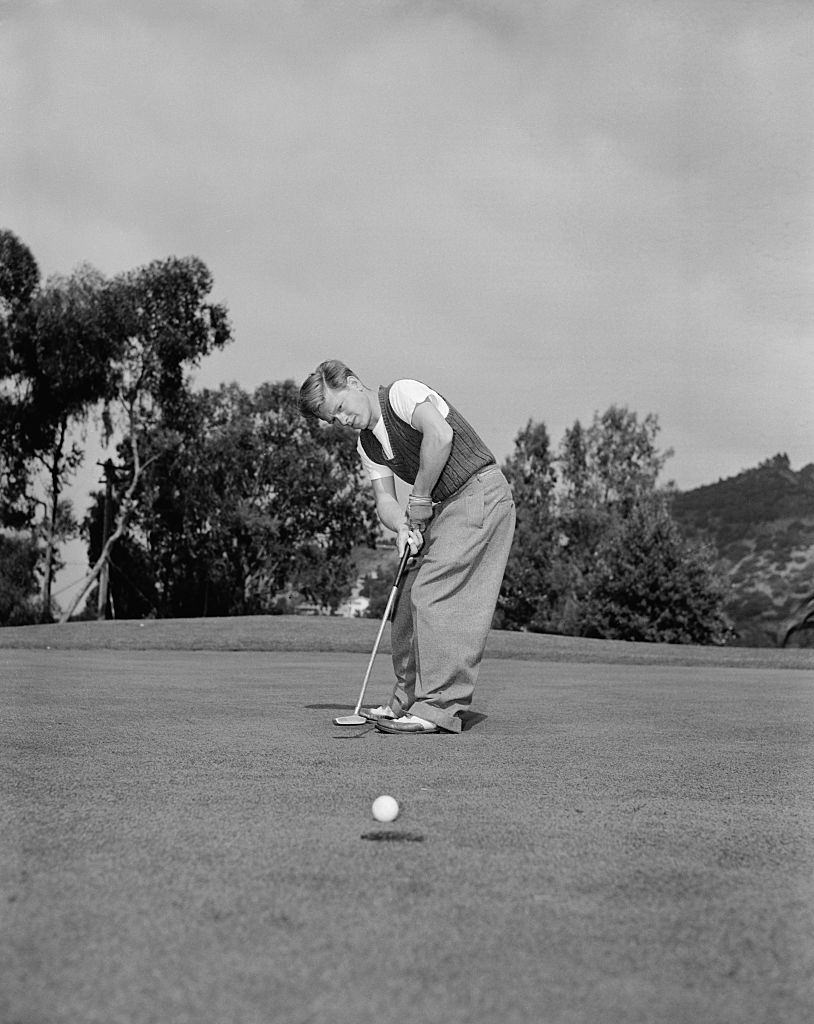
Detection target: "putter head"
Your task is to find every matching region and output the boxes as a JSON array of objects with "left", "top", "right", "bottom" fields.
[{"left": 333, "top": 713, "right": 368, "bottom": 726}]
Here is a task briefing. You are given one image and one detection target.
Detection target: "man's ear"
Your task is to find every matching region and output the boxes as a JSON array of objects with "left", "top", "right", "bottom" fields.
[{"left": 347, "top": 375, "right": 363, "bottom": 391}]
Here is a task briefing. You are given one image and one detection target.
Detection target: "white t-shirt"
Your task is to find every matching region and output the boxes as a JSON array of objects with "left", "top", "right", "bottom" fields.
[{"left": 356, "top": 379, "right": 450, "bottom": 483}]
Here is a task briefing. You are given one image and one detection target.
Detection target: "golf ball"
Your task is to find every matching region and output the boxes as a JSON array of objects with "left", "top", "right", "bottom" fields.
[{"left": 371, "top": 795, "right": 399, "bottom": 822}]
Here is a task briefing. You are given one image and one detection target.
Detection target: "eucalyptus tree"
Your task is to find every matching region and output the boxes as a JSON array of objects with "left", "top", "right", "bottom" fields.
[
  {"left": 0, "top": 229, "right": 40, "bottom": 530},
  {"left": 61, "top": 255, "right": 231, "bottom": 621},
  {"left": 15, "top": 265, "right": 116, "bottom": 617},
  {"left": 1, "top": 233, "right": 114, "bottom": 618}
]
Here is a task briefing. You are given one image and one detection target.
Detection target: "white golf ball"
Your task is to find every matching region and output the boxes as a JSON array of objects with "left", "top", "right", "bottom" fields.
[{"left": 371, "top": 795, "right": 399, "bottom": 822}]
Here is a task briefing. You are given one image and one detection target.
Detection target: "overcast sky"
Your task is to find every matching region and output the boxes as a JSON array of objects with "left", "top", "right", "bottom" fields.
[{"left": 3, "top": 0, "right": 812, "bottom": 506}]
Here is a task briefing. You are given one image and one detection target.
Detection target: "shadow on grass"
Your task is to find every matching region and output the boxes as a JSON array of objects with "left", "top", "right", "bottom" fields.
[
  {"left": 461, "top": 712, "right": 487, "bottom": 731},
  {"left": 314, "top": 709, "right": 488, "bottom": 736},
  {"left": 332, "top": 727, "right": 376, "bottom": 739},
  {"left": 308, "top": 706, "right": 488, "bottom": 730},
  {"left": 361, "top": 831, "right": 425, "bottom": 842}
]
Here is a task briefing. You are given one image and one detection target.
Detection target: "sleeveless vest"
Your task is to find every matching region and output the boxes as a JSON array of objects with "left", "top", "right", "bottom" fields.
[{"left": 359, "top": 384, "right": 495, "bottom": 502}]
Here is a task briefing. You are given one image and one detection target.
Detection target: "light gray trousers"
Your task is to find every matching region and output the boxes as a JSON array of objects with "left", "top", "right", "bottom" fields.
[{"left": 389, "top": 466, "right": 516, "bottom": 732}]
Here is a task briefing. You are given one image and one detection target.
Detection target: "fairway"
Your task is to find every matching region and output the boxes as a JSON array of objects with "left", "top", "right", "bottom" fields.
[{"left": 3, "top": 633, "right": 814, "bottom": 1024}]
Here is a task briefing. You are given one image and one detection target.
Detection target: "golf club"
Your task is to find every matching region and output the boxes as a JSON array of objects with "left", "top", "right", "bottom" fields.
[{"left": 333, "top": 544, "right": 411, "bottom": 726}]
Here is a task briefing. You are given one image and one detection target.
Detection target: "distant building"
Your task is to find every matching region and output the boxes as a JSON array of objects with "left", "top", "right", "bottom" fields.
[{"left": 336, "top": 594, "right": 370, "bottom": 618}]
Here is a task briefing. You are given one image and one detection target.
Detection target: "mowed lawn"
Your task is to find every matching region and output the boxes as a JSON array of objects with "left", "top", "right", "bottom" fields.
[{"left": 2, "top": 618, "right": 814, "bottom": 1024}]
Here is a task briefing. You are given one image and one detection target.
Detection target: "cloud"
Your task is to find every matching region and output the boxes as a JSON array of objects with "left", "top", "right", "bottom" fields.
[{"left": 1, "top": 0, "right": 812, "bottom": 491}]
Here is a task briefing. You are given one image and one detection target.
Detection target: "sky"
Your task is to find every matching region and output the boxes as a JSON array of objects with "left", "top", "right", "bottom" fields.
[{"left": 2, "top": 0, "right": 813, "bottom": 604}]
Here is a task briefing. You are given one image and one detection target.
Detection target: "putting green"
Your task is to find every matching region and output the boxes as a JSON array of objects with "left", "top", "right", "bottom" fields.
[{"left": 3, "top": 645, "right": 813, "bottom": 1024}]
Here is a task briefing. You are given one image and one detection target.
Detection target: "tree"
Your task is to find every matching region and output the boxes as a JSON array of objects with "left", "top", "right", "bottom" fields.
[
  {"left": 84, "top": 476, "right": 158, "bottom": 620},
  {"left": 557, "top": 408, "right": 671, "bottom": 557},
  {"left": 0, "top": 229, "right": 40, "bottom": 528},
  {"left": 576, "top": 491, "right": 731, "bottom": 643},
  {"left": 0, "top": 534, "right": 41, "bottom": 626},
  {"left": 1, "top": 235, "right": 118, "bottom": 619},
  {"left": 61, "top": 255, "right": 231, "bottom": 621},
  {"left": 498, "top": 419, "right": 558, "bottom": 630},
  {"left": 244, "top": 381, "right": 379, "bottom": 610},
  {"left": 85, "top": 380, "right": 378, "bottom": 618},
  {"left": 13, "top": 265, "right": 115, "bottom": 618},
  {"left": 0, "top": 229, "right": 39, "bottom": 341},
  {"left": 782, "top": 591, "right": 814, "bottom": 648},
  {"left": 500, "top": 406, "right": 731, "bottom": 644}
]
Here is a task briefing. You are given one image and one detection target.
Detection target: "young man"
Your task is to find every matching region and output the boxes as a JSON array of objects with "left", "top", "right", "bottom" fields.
[{"left": 299, "top": 360, "right": 515, "bottom": 734}]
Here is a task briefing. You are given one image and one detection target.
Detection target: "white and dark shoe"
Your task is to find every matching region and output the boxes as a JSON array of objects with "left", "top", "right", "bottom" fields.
[
  {"left": 376, "top": 714, "right": 441, "bottom": 734},
  {"left": 359, "top": 705, "right": 397, "bottom": 722}
]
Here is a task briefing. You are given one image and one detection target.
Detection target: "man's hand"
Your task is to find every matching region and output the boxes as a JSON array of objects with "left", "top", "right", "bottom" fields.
[
  {"left": 407, "top": 493, "right": 433, "bottom": 529},
  {"left": 397, "top": 522, "right": 424, "bottom": 558}
]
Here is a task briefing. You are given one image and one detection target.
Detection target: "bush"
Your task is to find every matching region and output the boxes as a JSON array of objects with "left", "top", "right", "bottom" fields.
[
  {"left": 0, "top": 533, "right": 41, "bottom": 625},
  {"left": 577, "top": 496, "right": 732, "bottom": 645}
]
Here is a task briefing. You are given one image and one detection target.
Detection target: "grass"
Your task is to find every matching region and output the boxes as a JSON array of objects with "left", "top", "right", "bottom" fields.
[
  {"left": 2, "top": 619, "right": 813, "bottom": 1024},
  {"left": 2, "top": 613, "right": 813, "bottom": 669}
]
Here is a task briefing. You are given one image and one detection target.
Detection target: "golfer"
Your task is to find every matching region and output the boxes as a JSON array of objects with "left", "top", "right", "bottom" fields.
[{"left": 299, "top": 360, "right": 515, "bottom": 734}]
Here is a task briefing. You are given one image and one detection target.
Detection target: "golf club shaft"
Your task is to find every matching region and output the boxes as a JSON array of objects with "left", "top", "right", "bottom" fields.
[{"left": 351, "top": 545, "right": 411, "bottom": 715}]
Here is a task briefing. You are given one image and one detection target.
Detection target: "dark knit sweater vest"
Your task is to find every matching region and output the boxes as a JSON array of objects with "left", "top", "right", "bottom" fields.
[{"left": 359, "top": 384, "right": 495, "bottom": 502}]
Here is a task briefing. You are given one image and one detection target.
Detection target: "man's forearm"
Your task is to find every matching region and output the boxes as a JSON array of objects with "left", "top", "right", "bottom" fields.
[
  {"left": 376, "top": 492, "right": 406, "bottom": 533},
  {"left": 413, "top": 432, "right": 452, "bottom": 497}
]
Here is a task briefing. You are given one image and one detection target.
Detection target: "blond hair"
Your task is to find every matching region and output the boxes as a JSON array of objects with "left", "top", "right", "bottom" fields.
[{"left": 299, "top": 359, "right": 357, "bottom": 418}]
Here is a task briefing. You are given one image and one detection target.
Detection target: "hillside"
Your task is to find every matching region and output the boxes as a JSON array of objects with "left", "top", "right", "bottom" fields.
[{"left": 671, "top": 454, "right": 814, "bottom": 647}]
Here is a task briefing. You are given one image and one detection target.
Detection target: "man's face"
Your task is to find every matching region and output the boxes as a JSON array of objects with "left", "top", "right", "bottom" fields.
[{"left": 318, "top": 382, "right": 371, "bottom": 430}]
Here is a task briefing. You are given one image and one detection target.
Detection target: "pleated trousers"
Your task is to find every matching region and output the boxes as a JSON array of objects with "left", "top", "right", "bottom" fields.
[{"left": 389, "top": 466, "right": 516, "bottom": 732}]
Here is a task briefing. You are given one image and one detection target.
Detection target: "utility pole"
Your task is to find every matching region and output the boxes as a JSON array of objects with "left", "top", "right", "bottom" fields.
[{"left": 97, "top": 459, "right": 114, "bottom": 620}]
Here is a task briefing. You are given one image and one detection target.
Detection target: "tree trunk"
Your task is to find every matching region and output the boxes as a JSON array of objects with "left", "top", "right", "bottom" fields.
[
  {"left": 40, "top": 444, "right": 63, "bottom": 623},
  {"left": 60, "top": 428, "right": 155, "bottom": 623},
  {"left": 96, "top": 461, "right": 114, "bottom": 620},
  {"left": 61, "top": 493, "right": 132, "bottom": 623},
  {"left": 41, "top": 532, "right": 54, "bottom": 621}
]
